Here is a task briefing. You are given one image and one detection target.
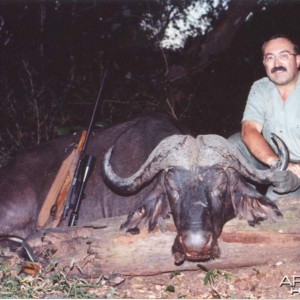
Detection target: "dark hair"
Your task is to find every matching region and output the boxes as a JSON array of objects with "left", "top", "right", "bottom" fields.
[{"left": 262, "top": 34, "right": 300, "bottom": 54}]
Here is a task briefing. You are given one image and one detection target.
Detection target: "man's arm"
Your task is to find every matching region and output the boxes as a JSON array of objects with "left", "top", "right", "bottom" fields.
[
  {"left": 242, "top": 120, "right": 300, "bottom": 176},
  {"left": 241, "top": 120, "right": 279, "bottom": 167}
]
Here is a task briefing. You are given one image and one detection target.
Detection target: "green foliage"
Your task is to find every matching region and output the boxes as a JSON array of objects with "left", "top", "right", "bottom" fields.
[
  {"left": 198, "top": 264, "right": 232, "bottom": 286},
  {"left": 170, "top": 270, "right": 181, "bottom": 279},
  {"left": 0, "top": 60, "right": 69, "bottom": 164},
  {"left": 203, "top": 269, "right": 219, "bottom": 286},
  {"left": 223, "top": 272, "right": 232, "bottom": 282},
  {"left": 0, "top": 0, "right": 247, "bottom": 165},
  {"left": 0, "top": 259, "right": 110, "bottom": 298},
  {"left": 1, "top": 0, "right": 296, "bottom": 165},
  {"left": 165, "top": 284, "right": 175, "bottom": 293}
]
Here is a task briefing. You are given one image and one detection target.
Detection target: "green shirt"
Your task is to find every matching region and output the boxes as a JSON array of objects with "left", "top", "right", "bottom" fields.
[{"left": 242, "top": 76, "right": 300, "bottom": 161}]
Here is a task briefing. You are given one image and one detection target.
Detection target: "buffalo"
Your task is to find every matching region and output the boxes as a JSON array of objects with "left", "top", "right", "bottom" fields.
[
  {"left": 103, "top": 133, "right": 287, "bottom": 265},
  {"left": 0, "top": 113, "right": 184, "bottom": 239},
  {"left": 0, "top": 113, "right": 287, "bottom": 266}
]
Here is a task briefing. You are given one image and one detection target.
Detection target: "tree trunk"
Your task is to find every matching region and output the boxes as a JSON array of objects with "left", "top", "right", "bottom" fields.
[
  {"left": 169, "top": 0, "right": 258, "bottom": 82},
  {"left": 27, "top": 198, "right": 300, "bottom": 278},
  {"left": 197, "top": 0, "right": 258, "bottom": 62}
]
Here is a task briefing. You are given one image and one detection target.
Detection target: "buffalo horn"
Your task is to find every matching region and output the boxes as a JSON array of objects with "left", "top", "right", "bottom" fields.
[
  {"left": 271, "top": 133, "right": 289, "bottom": 171},
  {"left": 103, "top": 133, "right": 289, "bottom": 195},
  {"left": 103, "top": 135, "right": 197, "bottom": 194}
]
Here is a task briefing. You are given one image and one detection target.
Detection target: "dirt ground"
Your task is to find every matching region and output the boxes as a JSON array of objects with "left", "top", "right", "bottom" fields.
[
  {"left": 1, "top": 197, "right": 300, "bottom": 299},
  {"left": 1, "top": 249, "right": 300, "bottom": 299},
  {"left": 108, "top": 196, "right": 300, "bottom": 299},
  {"left": 105, "top": 261, "right": 300, "bottom": 299}
]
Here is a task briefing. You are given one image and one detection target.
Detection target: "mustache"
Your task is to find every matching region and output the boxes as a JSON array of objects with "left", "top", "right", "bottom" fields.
[{"left": 271, "top": 66, "right": 287, "bottom": 73}]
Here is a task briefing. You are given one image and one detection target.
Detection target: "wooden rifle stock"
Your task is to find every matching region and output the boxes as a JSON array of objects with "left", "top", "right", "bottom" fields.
[{"left": 62, "top": 69, "right": 108, "bottom": 225}]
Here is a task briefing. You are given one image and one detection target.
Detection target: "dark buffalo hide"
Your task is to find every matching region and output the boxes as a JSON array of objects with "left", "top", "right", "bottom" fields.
[
  {"left": 0, "top": 113, "right": 184, "bottom": 238},
  {"left": 103, "top": 134, "right": 286, "bottom": 264}
]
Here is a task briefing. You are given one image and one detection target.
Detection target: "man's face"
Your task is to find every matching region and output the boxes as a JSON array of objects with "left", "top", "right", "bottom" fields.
[{"left": 262, "top": 37, "right": 300, "bottom": 86}]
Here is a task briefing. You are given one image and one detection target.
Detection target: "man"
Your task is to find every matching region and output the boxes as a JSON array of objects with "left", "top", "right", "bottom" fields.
[{"left": 228, "top": 34, "right": 300, "bottom": 200}]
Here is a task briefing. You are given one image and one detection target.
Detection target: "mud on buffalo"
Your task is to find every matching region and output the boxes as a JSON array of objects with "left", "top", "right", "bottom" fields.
[{"left": 0, "top": 113, "right": 286, "bottom": 264}]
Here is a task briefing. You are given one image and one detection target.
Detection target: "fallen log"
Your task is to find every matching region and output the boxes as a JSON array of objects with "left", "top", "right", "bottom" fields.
[{"left": 27, "top": 198, "right": 300, "bottom": 278}]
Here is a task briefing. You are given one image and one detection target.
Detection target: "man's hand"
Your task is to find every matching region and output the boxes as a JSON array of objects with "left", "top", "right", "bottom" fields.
[
  {"left": 287, "top": 162, "right": 300, "bottom": 177},
  {"left": 270, "top": 170, "right": 300, "bottom": 194}
]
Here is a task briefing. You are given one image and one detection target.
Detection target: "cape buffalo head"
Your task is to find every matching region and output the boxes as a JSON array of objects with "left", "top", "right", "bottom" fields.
[
  {"left": 103, "top": 133, "right": 287, "bottom": 265},
  {"left": 163, "top": 166, "right": 282, "bottom": 265}
]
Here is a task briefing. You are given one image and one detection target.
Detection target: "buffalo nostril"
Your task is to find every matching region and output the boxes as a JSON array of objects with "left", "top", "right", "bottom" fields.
[
  {"left": 174, "top": 251, "right": 186, "bottom": 266},
  {"left": 175, "top": 231, "right": 220, "bottom": 261}
]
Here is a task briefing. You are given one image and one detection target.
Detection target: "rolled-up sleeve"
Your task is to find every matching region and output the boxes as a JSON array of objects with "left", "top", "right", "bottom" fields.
[{"left": 242, "top": 78, "right": 269, "bottom": 126}]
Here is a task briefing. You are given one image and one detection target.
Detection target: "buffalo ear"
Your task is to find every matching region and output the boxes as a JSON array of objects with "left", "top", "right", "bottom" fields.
[
  {"left": 120, "top": 180, "right": 169, "bottom": 233},
  {"left": 232, "top": 195, "right": 283, "bottom": 224},
  {"left": 147, "top": 195, "right": 169, "bottom": 231},
  {"left": 227, "top": 170, "right": 283, "bottom": 224},
  {"left": 120, "top": 205, "right": 146, "bottom": 232}
]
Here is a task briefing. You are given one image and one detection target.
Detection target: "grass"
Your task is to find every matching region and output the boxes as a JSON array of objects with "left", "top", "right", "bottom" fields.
[
  {"left": 0, "top": 248, "right": 114, "bottom": 299},
  {"left": 0, "top": 263, "right": 99, "bottom": 298}
]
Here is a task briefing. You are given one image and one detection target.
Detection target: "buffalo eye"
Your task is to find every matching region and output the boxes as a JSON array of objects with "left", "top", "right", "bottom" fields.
[
  {"left": 211, "top": 189, "right": 222, "bottom": 198},
  {"left": 218, "top": 183, "right": 227, "bottom": 192},
  {"left": 211, "top": 183, "right": 226, "bottom": 199},
  {"left": 168, "top": 189, "right": 180, "bottom": 202}
]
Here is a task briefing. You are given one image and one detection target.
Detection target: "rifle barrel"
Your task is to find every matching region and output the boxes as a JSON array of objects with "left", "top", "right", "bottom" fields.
[
  {"left": 63, "top": 69, "right": 108, "bottom": 224},
  {"left": 68, "top": 155, "right": 94, "bottom": 226},
  {"left": 81, "top": 69, "right": 108, "bottom": 155}
]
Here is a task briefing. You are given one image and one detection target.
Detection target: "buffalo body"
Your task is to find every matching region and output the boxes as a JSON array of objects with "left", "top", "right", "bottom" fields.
[{"left": 0, "top": 113, "right": 184, "bottom": 238}]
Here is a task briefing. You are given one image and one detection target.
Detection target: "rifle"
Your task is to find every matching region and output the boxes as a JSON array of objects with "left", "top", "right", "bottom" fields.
[{"left": 62, "top": 69, "right": 108, "bottom": 226}]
